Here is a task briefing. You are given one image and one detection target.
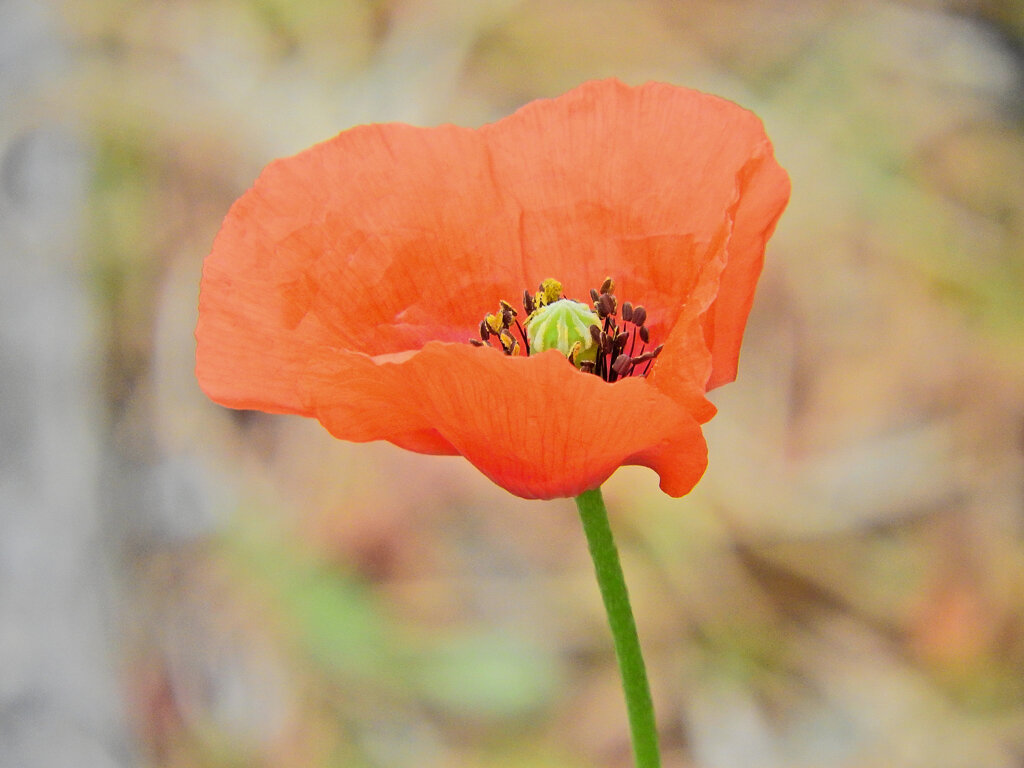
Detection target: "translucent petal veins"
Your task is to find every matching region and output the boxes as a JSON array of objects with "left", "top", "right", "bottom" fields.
[{"left": 195, "top": 79, "right": 791, "bottom": 499}]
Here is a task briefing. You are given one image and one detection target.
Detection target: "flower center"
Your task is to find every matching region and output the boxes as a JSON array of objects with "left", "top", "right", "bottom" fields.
[{"left": 470, "top": 277, "right": 663, "bottom": 382}]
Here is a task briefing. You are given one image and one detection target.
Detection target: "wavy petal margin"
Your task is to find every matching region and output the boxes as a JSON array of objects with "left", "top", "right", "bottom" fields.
[{"left": 196, "top": 79, "right": 789, "bottom": 499}]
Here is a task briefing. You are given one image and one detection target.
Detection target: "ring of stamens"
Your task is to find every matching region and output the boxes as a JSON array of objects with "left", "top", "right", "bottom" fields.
[{"left": 470, "top": 276, "right": 663, "bottom": 382}]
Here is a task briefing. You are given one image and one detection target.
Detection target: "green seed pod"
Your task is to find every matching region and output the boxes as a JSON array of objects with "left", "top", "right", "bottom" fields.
[{"left": 525, "top": 299, "right": 600, "bottom": 368}]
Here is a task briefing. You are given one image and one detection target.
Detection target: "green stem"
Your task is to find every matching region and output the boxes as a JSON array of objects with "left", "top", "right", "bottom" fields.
[{"left": 575, "top": 487, "right": 660, "bottom": 768}]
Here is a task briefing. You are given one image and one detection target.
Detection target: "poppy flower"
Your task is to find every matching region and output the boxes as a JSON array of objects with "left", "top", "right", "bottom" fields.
[{"left": 196, "top": 79, "right": 789, "bottom": 500}]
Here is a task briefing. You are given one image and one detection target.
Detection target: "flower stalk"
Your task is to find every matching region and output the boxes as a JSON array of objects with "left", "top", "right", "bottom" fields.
[{"left": 575, "top": 487, "right": 660, "bottom": 768}]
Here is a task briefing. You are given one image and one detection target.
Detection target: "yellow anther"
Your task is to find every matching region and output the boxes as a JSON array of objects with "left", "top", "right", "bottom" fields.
[
  {"left": 485, "top": 313, "right": 504, "bottom": 334},
  {"left": 498, "top": 328, "right": 519, "bottom": 355},
  {"left": 567, "top": 340, "right": 582, "bottom": 365},
  {"left": 535, "top": 278, "right": 563, "bottom": 308}
]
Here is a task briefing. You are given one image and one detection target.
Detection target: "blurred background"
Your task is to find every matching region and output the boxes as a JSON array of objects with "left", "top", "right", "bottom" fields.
[{"left": 2, "top": 0, "right": 1023, "bottom": 766}]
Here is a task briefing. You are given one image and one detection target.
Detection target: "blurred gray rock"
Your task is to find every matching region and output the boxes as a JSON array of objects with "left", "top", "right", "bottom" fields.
[{"left": 0, "top": 1, "right": 135, "bottom": 766}]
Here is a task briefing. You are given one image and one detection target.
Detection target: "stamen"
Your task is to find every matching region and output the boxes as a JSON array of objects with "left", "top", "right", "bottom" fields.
[
  {"left": 611, "top": 353, "right": 633, "bottom": 377},
  {"left": 485, "top": 312, "right": 504, "bottom": 335},
  {"left": 469, "top": 276, "right": 661, "bottom": 382},
  {"left": 638, "top": 344, "right": 664, "bottom": 376},
  {"left": 582, "top": 279, "right": 660, "bottom": 382},
  {"left": 567, "top": 341, "right": 582, "bottom": 367},
  {"left": 537, "top": 278, "right": 563, "bottom": 307},
  {"left": 523, "top": 290, "right": 535, "bottom": 315},
  {"left": 515, "top": 317, "right": 530, "bottom": 354},
  {"left": 498, "top": 328, "right": 520, "bottom": 356}
]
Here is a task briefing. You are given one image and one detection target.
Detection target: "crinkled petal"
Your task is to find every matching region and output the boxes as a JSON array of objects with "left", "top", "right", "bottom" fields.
[
  {"left": 197, "top": 80, "right": 788, "bottom": 414},
  {"left": 703, "top": 141, "right": 791, "bottom": 389},
  {"left": 481, "top": 79, "right": 789, "bottom": 390},
  {"left": 301, "top": 343, "right": 707, "bottom": 500},
  {"left": 197, "top": 123, "right": 525, "bottom": 413},
  {"left": 196, "top": 79, "right": 789, "bottom": 499}
]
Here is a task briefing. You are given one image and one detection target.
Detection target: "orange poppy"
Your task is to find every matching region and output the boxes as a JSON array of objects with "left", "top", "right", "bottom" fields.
[{"left": 196, "top": 79, "right": 789, "bottom": 500}]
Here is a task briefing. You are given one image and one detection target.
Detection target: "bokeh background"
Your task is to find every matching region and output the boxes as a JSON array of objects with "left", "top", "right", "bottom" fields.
[{"left": 3, "top": 0, "right": 1023, "bottom": 766}]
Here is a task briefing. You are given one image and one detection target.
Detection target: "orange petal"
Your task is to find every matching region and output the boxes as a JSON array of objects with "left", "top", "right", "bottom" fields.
[
  {"left": 197, "top": 123, "right": 526, "bottom": 413},
  {"left": 481, "top": 80, "right": 789, "bottom": 390},
  {"left": 301, "top": 343, "right": 707, "bottom": 500},
  {"left": 703, "top": 138, "right": 791, "bottom": 389},
  {"left": 196, "top": 79, "right": 788, "bottom": 499},
  {"left": 198, "top": 80, "right": 789, "bottom": 414}
]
